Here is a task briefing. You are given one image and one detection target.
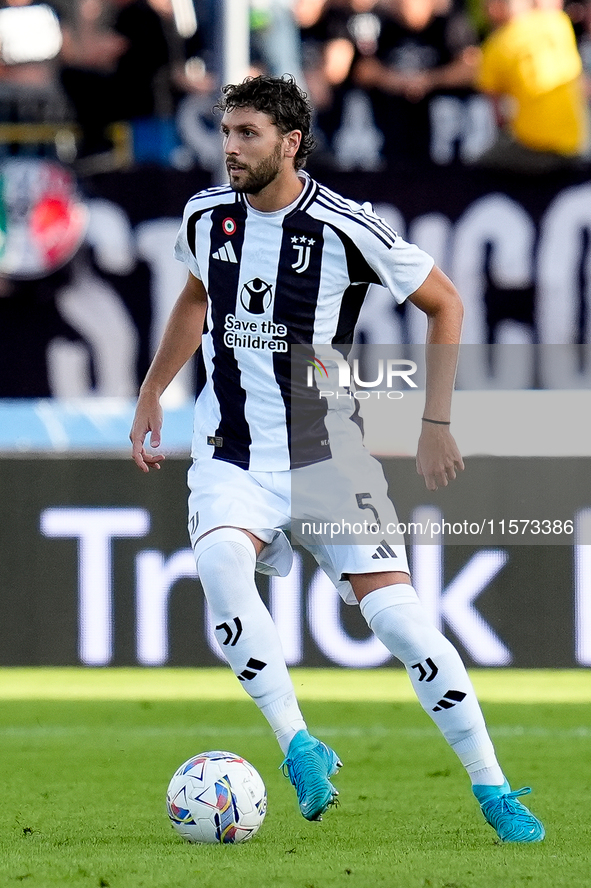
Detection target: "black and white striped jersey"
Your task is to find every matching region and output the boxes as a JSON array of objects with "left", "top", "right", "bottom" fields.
[{"left": 174, "top": 171, "right": 433, "bottom": 471}]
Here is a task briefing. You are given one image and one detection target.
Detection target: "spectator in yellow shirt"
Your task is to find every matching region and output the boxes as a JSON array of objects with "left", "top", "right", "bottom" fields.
[{"left": 473, "top": 0, "right": 589, "bottom": 172}]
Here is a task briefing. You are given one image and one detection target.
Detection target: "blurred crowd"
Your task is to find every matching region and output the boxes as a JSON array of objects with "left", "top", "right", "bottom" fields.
[{"left": 0, "top": 0, "right": 589, "bottom": 173}]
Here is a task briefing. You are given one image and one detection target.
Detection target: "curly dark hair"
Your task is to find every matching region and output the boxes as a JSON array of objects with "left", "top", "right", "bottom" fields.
[{"left": 216, "top": 74, "right": 315, "bottom": 170}]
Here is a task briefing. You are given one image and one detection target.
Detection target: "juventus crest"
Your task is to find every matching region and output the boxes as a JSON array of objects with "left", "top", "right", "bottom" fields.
[{"left": 291, "top": 235, "right": 315, "bottom": 274}]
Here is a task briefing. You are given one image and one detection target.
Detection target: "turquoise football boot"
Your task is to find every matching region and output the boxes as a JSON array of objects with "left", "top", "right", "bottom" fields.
[
  {"left": 473, "top": 780, "right": 545, "bottom": 842},
  {"left": 282, "top": 730, "right": 342, "bottom": 821}
]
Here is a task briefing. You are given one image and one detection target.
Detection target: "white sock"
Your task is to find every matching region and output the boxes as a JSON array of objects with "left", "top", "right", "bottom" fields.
[
  {"left": 195, "top": 530, "right": 307, "bottom": 752},
  {"left": 260, "top": 692, "right": 307, "bottom": 754},
  {"left": 452, "top": 731, "right": 504, "bottom": 786},
  {"left": 360, "top": 585, "right": 504, "bottom": 786}
]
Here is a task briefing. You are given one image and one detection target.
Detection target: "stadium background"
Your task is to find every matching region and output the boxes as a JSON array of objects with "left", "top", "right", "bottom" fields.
[{"left": 0, "top": 0, "right": 590, "bottom": 671}]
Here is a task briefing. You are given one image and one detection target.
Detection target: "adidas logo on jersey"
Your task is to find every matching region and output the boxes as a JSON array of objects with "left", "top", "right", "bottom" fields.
[
  {"left": 212, "top": 241, "right": 237, "bottom": 263},
  {"left": 371, "top": 539, "right": 398, "bottom": 560}
]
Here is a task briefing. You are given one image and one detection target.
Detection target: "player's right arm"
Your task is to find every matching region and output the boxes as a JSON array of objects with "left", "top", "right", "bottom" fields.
[{"left": 130, "top": 272, "right": 207, "bottom": 472}]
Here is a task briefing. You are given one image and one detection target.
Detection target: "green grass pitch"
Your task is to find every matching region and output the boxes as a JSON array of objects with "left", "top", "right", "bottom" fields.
[{"left": 1, "top": 668, "right": 590, "bottom": 888}]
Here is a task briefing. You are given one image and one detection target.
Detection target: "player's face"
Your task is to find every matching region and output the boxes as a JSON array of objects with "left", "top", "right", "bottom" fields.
[{"left": 221, "top": 107, "right": 289, "bottom": 194}]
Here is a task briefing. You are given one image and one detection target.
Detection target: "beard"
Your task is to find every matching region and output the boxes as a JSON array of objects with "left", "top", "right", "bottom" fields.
[{"left": 227, "top": 141, "right": 283, "bottom": 194}]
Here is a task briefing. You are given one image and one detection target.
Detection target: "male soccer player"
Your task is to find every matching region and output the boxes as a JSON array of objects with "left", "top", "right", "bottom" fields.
[{"left": 130, "top": 74, "right": 544, "bottom": 842}]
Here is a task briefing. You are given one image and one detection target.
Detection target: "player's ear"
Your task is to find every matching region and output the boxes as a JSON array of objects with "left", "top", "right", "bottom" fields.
[{"left": 283, "top": 129, "right": 302, "bottom": 160}]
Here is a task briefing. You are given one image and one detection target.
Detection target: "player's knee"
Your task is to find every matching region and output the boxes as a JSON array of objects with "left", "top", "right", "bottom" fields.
[{"left": 194, "top": 527, "right": 257, "bottom": 597}]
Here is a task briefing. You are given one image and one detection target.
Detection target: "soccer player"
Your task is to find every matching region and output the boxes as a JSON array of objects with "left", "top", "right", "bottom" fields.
[{"left": 130, "top": 74, "right": 544, "bottom": 843}]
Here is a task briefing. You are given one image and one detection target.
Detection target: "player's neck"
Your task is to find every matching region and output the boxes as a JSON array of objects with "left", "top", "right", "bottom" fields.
[{"left": 247, "top": 169, "right": 304, "bottom": 213}]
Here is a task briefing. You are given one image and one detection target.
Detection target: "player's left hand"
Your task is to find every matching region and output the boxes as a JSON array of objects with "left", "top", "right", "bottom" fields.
[{"left": 416, "top": 423, "right": 464, "bottom": 491}]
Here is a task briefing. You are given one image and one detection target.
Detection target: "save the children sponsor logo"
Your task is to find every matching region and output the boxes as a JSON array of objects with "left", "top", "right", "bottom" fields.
[
  {"left": 223, "top": 313, "right": 288, "bottom": 352},
  {"left": 223, "top": 278, "right": 288, "bottom": 352},
  {"left": 240, "top": 278, "right": 273, "bottom": 314}
]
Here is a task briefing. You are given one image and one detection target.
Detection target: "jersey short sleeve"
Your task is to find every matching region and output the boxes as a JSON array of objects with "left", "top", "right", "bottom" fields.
[
  {"left": 375, "top": 232, "right": 435, "bottom": 303},
  {"left": 346, "top": 200, "right": 434, "bottom": 302},
  {"left": 311, "top": 187, "right": 434, "bottom": 303},
  {"left": 174, "top": 200, "right": 202, "bottom": 280}
]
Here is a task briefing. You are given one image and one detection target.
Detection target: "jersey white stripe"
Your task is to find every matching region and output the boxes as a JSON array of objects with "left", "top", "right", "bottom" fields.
[{"left": 312, "top": 226, "right": 350, "bottom": 343}]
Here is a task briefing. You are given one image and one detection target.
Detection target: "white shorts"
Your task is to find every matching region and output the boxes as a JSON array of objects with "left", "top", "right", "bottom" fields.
[{"left": 187, "top": 453, "right": 409, "bottom": 605}]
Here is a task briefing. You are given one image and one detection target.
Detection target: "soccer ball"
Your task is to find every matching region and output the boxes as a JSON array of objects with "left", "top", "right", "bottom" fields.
[{"left": 166, "top": 751, "right": 267, "bottom": 844}]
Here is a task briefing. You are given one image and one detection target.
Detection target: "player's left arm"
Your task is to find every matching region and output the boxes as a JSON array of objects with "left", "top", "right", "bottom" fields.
[{"left": 407, "top": 265, "right": 465, "bottom": 491}]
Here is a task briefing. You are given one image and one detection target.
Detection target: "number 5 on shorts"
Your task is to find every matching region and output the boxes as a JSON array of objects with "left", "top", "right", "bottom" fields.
[{"left": 355, "top": 492, "right": 381, "bottom": 528}]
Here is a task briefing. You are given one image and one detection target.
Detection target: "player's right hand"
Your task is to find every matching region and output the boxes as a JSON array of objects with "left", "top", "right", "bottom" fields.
[
  {"left": 129, "top": 395, "right": 165, "bottom": 473},
  {"left": 416, "top": 422, "right": 464, "bottom": 491}
]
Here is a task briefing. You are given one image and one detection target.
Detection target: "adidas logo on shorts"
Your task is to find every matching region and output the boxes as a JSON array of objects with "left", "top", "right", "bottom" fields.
[{"left": 371, "top": 540, "right": 398, "bottom": 560}]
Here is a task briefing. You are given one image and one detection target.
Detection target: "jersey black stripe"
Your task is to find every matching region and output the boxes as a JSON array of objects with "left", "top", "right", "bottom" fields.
[
  {"left": 194, "top": 345, "right": 206, "bottom": 400},
  {"left": 327, "top": 227, "right": 378, "bottom": 436},
  {"left": 335, "top": 224, "right": 383, "bottom": 286},
  {"left": 272, "top": 209, "right": 331, "bottom": 468},
  {"left": 327, "top": 217, "right": 382, "bottom": 343},
  {"left": 324, "top": 224, "right": 381, "bottom": 342},
  {"left": 206, "top": 201, "right": 252, "bottom": 465},
  {"left": 333, "top": 282, "right": 371, "bottom": 344}
]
